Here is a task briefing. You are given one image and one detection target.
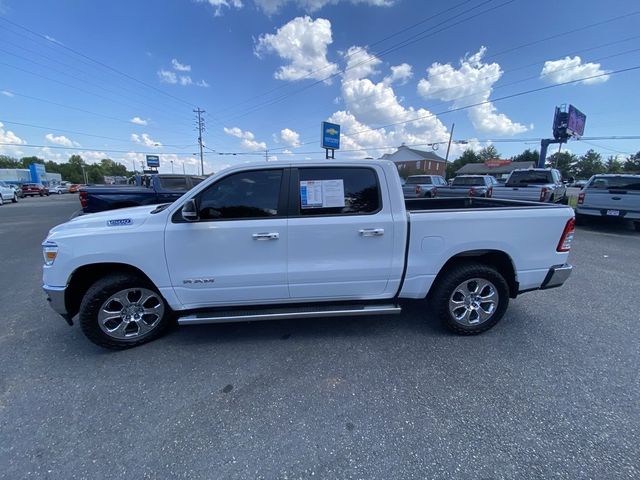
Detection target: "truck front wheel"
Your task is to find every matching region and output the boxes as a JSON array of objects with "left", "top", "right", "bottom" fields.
[
  {"left": 79, "top": 274, "right": 172, "bottom": 349},
  {"left": 430, "top": 263, "right": 509, "bottom": 335}
]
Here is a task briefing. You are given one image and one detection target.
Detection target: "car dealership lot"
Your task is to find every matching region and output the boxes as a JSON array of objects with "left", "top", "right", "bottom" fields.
[{"left": 1, "top": 195, "right": 638, "bottom": 479}]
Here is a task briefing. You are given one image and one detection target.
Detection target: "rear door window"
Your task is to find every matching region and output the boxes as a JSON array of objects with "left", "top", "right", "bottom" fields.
[
  {"left": 159, "top": 176, "right": 189, "bottom": 191},
  {"left": 296, "top": 167, "right": 381, "bottom": 216},
  {"left": 507, "top": 171, "right": 553, "bottom": 186},
  {"left": 452, "top": 177, "right": 484, "bottom": 187}
]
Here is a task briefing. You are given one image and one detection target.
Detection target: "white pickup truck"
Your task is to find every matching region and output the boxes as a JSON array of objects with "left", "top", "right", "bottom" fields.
[{"left": 42, "top": 160, "right": 575, "bottom": 349}]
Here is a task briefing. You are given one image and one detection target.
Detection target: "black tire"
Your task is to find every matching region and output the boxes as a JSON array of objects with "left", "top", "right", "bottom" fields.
[
  {"left": 12, "top": 194, "right": 17, "bottom": 203},
  {"left": 429, "top": 262, "right": 509, "bottom": 335},
  {"left": 575, "top": 213, "right": 586, "bottom": 226},
  {"left": 79, "top": 274, "right": 172, "bottom": 350},
  {"left": 560, "top": 195, "right": 569, "bottom": 205},
  {"left": 634, "top": 222, "right": 640, "bottom": 232},
  {"left": 39, "top": 192, "right": 43, "bottom": 197}
]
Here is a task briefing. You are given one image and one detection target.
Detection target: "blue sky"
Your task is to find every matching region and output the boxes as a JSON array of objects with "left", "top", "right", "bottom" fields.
[{"left": 0, "top": 0, "right": 639, "bottom": 174}]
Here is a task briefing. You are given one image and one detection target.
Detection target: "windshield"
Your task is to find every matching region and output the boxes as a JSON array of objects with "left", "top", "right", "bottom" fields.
[
  {"left": 507, "top": 171, "right": 552, "bottom": 185},
  {"left": 406, "top": 176, "right": 432, "bottom": 185},
  {"left": 452, "top": 177, "right": 485, "bottom": 187},
  {"left": 587, "top": 176, "right": 640, "bottom": 191}
]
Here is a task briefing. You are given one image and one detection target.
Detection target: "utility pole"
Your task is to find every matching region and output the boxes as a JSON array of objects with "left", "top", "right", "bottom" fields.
[
  {"left": 170, "top": 160, "right": 174, "bottom": 173},
  {"left": 194, "top": 108, "right": 205, "bottom": 176},
  {"left": 182, "top": 163, "right": 186, "bottom": 175},
  {"left": 445, "top": 123, "right": 455, "bottom": 162},
  {"left": 265, "top": 149, "right": 269, "bottom": 162}
]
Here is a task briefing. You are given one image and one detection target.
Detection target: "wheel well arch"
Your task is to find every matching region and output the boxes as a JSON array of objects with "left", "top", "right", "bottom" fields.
[
  {"left": 65, "top": 263, "right": 155, "bottom": 319},
  {"left": 434, "top": 250, "right": 518, "bottom": 298}
]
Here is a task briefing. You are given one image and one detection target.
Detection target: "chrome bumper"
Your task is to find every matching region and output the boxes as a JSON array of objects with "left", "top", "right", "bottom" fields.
[
  {"left": 43, "top": 285, "right": 72, "bottom": 325},
  {"left": 540, "top": 264, "right": 573, "bottom": 290}
]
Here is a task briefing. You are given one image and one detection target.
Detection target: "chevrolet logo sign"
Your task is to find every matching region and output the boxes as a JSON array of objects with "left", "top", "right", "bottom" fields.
[{"left": 325, "top": 128, "right": 338, "bottom": 135}]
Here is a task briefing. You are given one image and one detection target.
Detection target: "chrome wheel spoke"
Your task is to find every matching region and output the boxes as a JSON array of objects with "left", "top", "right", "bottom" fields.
[
  {"left": 448, "top": 277, "right": 499, "bottom": 327},
  {"left": 98, "top": 288, "right": 164, "bottom": 340}
]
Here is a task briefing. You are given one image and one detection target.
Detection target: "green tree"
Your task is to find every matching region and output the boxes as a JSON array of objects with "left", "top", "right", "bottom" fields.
[
  {"left": 99, "top": 158, "right": 128, "bottom": 176},
  {"left": 478, "top": 145, "right": 500, "bottom": 162},
  {"left": 446, "top": 148, "right": 481, "bottom": 179},
  {"left": 605, "top": 155, "right": 623, "bottom": 174},
  {"left": 510, "top": 149, "right": 539, "bottom": 164},
  {"left": 19, "top": 156, "right": 44, "bottom": 168},
  {"left": 624, "top": 151, "right": 640, "bottom": 173},
  {"left": 86, "top": 164, "right": 104, "bottom": 184},
  {"left": 546, "top": 151, "right": 577, "bottom": 179},
  {"left": 574, "top": 149, "right": 606, "bottom": 179},
  {"left": 0, "top": 155, "right": 20, "bottom": 168}
]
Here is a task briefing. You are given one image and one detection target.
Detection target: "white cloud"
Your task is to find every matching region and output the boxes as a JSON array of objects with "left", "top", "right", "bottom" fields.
[
  {"left": 130, "top": 116, "right": 148, "bottom": 126},
  {"left": 280, "top": 128, "right": 301, "bottom": 147},
  {"left": 383, "top": 63, "right": 413, "bottom": 86},
  {"left": 130, "top": 133, "right": 162, "bottom": 148},
  {"left": 1, "top": 90, "right": 14, "bottom": 97},
  {"left": 255, "top": 16, "right": 338, "bottom": 83},
  {"left": 196, "top": 79, "right": 210, "bottom": 87},
  {"left": 158, "top": 69, "right": 177, "bottom": 84},
  {"left": 253, "top": 0, "right": 394, "bottom": 15},
  {"left": 0, "top": 122, "right": 26, "bottom": 156},
  {"left": 45, "top": 133, "right": 80, "bottom": 147},
  {"left": 540, "top": 56, "right": 609, "bottom": 85},
  {"left": 224, "top": 126, "right": 267, "bottom": 151},
  {"left": 343, "top": 45, "right": 382, "bottom": 82},
  {"left": 171, "top": 58, "right": 191, "bottom": 72},
  {"left": 196, "top": 0, "right": 243, "bottom": 16},
  {"left": 417, "top": 47, "right": 528, "bottom": 136},
  {"left": 179, "top": 75, "right": 193, "bottom": 86}
]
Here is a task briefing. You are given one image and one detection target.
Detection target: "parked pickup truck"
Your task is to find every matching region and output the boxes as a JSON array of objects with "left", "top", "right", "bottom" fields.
[
  {"left": 79, "top": 174, "right": 205, "bottom": 213},
  {"left": 402, "top": 174, "right": 448, "bottom": 198},
  {"left": 42, "top": 160, "right": 575, "bottom": 349},
  {"left": 436, "top": 175, "right": 498, "bottom": 198},
  {"left": 492, "top": 168, "right": 568, "bottom": 204},
  {"left": 576, "top": 174, "right": 640, "bottom": 231}
]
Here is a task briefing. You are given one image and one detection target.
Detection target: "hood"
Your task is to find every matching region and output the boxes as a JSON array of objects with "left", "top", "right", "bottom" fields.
[{"left": 47, "top": 204, "right": 160, "bottom": 238}]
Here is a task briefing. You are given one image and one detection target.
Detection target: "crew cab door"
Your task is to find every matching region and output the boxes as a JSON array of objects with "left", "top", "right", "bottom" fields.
[
  {"left": 287, "top": 166, "right": 396, "bottom": 299},
  {"left": 164, "top": 168, "right": 289, "bottom": 309}
]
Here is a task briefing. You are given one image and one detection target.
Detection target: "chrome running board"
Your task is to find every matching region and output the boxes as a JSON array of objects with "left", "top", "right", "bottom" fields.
[{"left": 177, "top": 303, "right": 401, "bottom": 325}]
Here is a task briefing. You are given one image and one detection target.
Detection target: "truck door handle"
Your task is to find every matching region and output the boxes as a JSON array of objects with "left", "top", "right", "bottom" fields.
[
  {"left": 252, "top": 232, "right": 279, "bottom": 240},
  {"left": 359, "top": 228, "right": 384, "bottom": 237}
]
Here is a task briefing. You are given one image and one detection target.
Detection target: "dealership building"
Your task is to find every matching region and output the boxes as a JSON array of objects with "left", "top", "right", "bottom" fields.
[
  {"left": 0, "top": 164, "right": 62, "bottom": 186},
  {"left": 380, "top": 145, "right": 447, "bottom": 178}
]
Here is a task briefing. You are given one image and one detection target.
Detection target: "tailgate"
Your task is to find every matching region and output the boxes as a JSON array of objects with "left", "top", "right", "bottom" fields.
[
  {"left": 492, "top": 186, "right": 541, "bottom": 201},
  {"left": 582, "top": 190, "right": 640, "bottom": 214}
]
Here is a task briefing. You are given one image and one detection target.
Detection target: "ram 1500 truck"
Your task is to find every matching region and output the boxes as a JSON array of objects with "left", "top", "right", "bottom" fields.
[
  {"left": 79, "top": 174, "right": 205, "bottom": 213},
  {"left": 42, "top": 160, "right": 575, "bottom": 349},
  {"left": 576, "top": 174, "right": 640, "bottom": 230},
  {"left": 436, "top": 175, "right": 499, "bottom": 198},
  {"left": 402, "top": 174, "right": 448, "bottom": 198},
  {"left": 492, "top": 168, "right": 568, "bottom": 204}
]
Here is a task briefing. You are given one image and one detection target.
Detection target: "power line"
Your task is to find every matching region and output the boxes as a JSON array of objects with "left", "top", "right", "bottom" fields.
[
  {"left": 223, "top": 0, "right": 514, "bottom": 121},
  {"left": 0, "top": 16, "right": 198, "bottom": 110},
  {"left": 0, "top": 142, "right": 199, "bottom": 155}
]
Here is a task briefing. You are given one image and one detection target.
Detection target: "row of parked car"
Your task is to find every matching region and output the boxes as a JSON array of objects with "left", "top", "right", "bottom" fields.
[
  {"left": 402, "top": 170, "right": 640, "bottom": 231},
  {"left": 0, "top": 181, "right": 86, "bottom": 204},
  {"left": 403, "top": 168, "right": 569, "bottom": 204}
]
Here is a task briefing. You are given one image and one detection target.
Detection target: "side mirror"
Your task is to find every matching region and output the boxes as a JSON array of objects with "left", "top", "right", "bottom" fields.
[{"left": 181, "top": 199, "right": 199, "bottom": 222}]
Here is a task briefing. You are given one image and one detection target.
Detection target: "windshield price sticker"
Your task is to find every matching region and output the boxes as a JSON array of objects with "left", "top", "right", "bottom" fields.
[{"left": 300, "top": 180, "right": 345, "bottom": 209}]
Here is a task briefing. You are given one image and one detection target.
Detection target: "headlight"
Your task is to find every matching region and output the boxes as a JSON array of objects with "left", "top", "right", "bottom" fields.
[{"left": 42, "top": 241, "right": 58, "bottom": 266}]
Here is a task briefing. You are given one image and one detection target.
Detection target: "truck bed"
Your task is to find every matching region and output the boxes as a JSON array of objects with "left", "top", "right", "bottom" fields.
[{"left": 405, "top": 197, "right": 560, "bottom": 211}]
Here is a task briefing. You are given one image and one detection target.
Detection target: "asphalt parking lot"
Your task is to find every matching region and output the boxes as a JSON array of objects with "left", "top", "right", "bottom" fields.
[{"left": 1, "top": 195, "right": 638, "bottom": 479}]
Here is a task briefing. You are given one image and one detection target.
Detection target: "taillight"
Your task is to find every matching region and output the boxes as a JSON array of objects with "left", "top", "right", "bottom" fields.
[
  {"left": 487, "top": 186, "right": 493, "bottom": 198},
  {"left": 557, "top": 217, "right": 576, "bottom": 252},
  {"left": 415, "top": 185, "right": 422, "bottom": 195},
  {"left": 79, "top": 190, "right": 88, "bottom": 208},
  {"left": 539, "top": 187, "right": 548, "bottom": 202},
  {"left": 468, "top": 188, "right": 476, "bottom": 197},
  {"left": 577, "top": 192, "right": 585, "bottom": 205}
]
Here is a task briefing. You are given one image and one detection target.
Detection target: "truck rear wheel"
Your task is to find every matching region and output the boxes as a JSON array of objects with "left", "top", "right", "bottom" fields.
[
  {"left": 430, "top": 262, "right": 509, "bottom": 335},
  {"left": 79, "top": 274, "right": 172, "bottom": 349}
]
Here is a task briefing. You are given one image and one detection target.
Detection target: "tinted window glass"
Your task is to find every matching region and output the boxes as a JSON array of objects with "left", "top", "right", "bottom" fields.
[
  {"left": 452, "top": 177, "right": 485, "bottom": 186},
  {"left": 407, "top": 176, "right": 432, "bottom": 184},
  {"left": 506, "top": 171, "right": 553, "bottom": 185},
  {"left": 198, "top": 169, "right": 283, "bottom": 220},
  {"left": 587, "top": 176, "right": 640, "bottom": 191},
  {"left": 298, "top": 167, "right": 380, "bottom": 216},
  {"left": 159, "top": 177, "right": 189, "bottom": 191},
  {"left": 190, "top": 176, "right": 205, "bottom": 186}
]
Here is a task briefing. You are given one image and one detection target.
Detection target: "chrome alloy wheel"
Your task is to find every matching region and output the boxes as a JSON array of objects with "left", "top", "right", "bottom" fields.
[
  {"left": 448, "top": 278, "right": 498, "bottom": 326},
  {"left": 97, "top": 288, "right": 164, "bottom": 340}
]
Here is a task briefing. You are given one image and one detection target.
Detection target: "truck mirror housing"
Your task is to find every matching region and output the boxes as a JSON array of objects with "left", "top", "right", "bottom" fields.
[{"left": 181, "top": 199, "right": 199, "bottom": 222}]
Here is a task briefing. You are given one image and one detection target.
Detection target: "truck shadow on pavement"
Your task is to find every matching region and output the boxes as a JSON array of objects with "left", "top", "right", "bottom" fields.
[{"left": 576, "top": 218, "right": 638, "bottom": 236}]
